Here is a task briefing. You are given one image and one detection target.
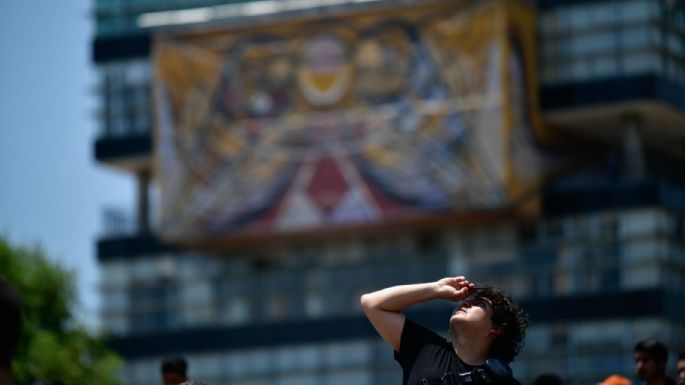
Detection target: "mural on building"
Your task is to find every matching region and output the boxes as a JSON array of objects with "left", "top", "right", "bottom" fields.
[{"left": 154, "top": 0, "right": 557, "bottom": 243}]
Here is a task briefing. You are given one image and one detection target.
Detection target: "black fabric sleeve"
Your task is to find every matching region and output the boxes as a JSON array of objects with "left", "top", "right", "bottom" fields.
[{"left": 394, "top": 317, "right": 447, "bottom": 369}]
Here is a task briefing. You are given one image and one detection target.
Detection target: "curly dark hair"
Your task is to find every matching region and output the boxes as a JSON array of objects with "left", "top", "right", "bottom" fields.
[{"left": 478, "top": 287, "right": 528, "bottom": 363}]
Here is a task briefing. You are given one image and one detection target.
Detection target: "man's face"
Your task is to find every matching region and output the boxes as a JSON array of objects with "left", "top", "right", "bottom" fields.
[
  {"left": 635, "top": 352, "right": 665, "bottom": 381},
  {"left": 162, "top": 372, "right": 186, "bottom": 385},
  {"left": 450, "top": 294, "right": 495, "bottom": 332},
  {"left": 677, "top": 358, "right": 685, "bottom": 382}
]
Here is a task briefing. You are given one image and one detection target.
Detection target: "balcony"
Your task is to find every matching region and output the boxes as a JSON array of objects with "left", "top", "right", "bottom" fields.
[
  {"left": 540, "top": 74, "right": 685, "bottom": 158},
  {"left": 94, "top": 133, "right": 152, "bottom": 172},
  {"left": 98, "top": 206, "right": 170, "bottom": 261},
  {"left": 92, "top": 32, "right": 150, "bottom": 63}
]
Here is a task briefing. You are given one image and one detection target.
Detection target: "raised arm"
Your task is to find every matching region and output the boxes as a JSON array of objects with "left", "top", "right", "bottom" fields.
[{"left": 360, "top": 276, "right": 474, "bottom": 351}]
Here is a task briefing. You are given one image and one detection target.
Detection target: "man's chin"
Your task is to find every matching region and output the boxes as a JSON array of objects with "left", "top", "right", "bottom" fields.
[{"left": 449, "top": 315, "right": 463, "bottom": 329}]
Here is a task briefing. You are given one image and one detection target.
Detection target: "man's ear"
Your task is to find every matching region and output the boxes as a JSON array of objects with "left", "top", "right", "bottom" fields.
[{"left": 490, "top": 324, "right": 504, "bottom": 336}]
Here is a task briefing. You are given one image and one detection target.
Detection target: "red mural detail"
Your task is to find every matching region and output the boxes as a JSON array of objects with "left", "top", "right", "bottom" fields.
[{"left": 305, "top": 157, "right": 349, "bottom": 215}]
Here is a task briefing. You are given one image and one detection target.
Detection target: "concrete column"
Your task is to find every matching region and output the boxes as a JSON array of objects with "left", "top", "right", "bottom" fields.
[
  {"left": 137, "top": 169, "right": 150, "bottom": 233},
  {"left": 622, "top": 113, "right": 645, "bottom": 180}
]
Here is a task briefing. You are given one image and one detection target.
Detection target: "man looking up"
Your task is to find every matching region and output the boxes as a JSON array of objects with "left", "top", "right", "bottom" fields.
[{"left": 361, "top": 276, "right": 528, "bottom": 385}]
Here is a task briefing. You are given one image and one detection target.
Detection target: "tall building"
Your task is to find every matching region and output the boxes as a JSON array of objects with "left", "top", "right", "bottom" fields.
[{"left": 92, "top": 1, "right": 685, "bottom": 385}]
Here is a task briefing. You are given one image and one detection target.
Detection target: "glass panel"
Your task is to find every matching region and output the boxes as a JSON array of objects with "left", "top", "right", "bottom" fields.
[
  {"left": 571, "top": 58, "right": 591, "bottom": 80},
  {"left": 569, "top": 6, "right": 591, "bottom": 30},
  {"left": 621, "top": 0, "right": 654, "bottom": 22},
  {"left": 590, "top": 2, "right": 615, "bottom": 26},
  {"left": 276, "top": 374, "right": 319, "bottom": 385},
  {"left": 126, "top": 60, "right": 151, "bottom": 83},
  {"left": 621, "top": 26, "right": 655, "bottom": 50},
  {"left": 323, "top": 369, "right": 371, "bottom": 385},
  {"left": 101, "top": 261, "right": 129, "bottom": 286}
]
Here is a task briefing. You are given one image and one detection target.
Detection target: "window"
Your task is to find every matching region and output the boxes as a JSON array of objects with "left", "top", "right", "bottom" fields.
[
  {"left": 102, "top": 290, "right": 128, "bottom": 311},
  {"left": 323, "top": 341, "right": 371, "bottom": 368},
  {"left": 221, "top": 298, "right": 249, "bottom": 324},
  {"left": 666, "top": 31, "right": 684, "bottom": 58},
  {"left": 275, "top": 345, "right": 321, "bottom": 373},
  {"left": 571, "top": 58, "right": 591, "bottom": 80},
  {"left": 569, "top": 6, "right": 592, "bottom": 30},
  {"left": 101, "top": 261, "right": 129, "bottom": 286},
  {"left": 276, "top": 374, "right": 319, "bottom": 385},
  {"left": 621, "top": 26, "right": 658, "bottom": 51},
  {"left": 126, "top": 60, "right": 151, "bottom": 83},
  {"left": 323, "top": 370, "right": 371, "bottom": 385},
  {"left": 589, "top": 2, "right": 615, "bottom": 26},
  {"left": 103, "top": 315, "right": 128, "bottom": 335},
  {"left": 573, "top": 33, "right": 615, "bottom": 56},
  {"left": 620, "top": 0, "right": 657, "bottom": 23},
  {"left": 129, "top": 359, "right": 158, "bottom": 385},
  {"left": 130, "top": 310, "right": 177, "bottom": 331}
]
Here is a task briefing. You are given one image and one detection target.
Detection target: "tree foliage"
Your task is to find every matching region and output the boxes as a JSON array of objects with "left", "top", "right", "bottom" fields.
[{"left": 0, "top": 236, "right": 122, "bottom": 385}]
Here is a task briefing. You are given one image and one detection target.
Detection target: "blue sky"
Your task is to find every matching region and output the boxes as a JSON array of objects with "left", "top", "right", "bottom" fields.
[{"left": 0, "top": 1, "right": 132, "bottom": 327}]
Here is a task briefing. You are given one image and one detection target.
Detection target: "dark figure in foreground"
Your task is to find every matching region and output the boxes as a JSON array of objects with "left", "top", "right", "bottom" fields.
[
  {"left": 161, "top": 357, "right": 188, "bottom": 385},
  {"left": 634, "top": 340, "right": 676, "bottom": 385},
  {"left": 676, "top": 352, "right": 685, "bottom": 385},
  {"left": 0, "top": 279, "right": 21, "bottom": 385},
  {"left": 361, "top": 276, "right": 528, "bottom": 385}
]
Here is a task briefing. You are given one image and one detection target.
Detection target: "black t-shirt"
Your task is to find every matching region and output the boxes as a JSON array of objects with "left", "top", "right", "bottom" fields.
[{"left": 394, "top": 318, "right": 520, "bottom": 385}]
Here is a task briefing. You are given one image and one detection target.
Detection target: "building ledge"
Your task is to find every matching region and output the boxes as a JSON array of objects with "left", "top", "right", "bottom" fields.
[
  {"left": 540, "top": 74, "right": 685, "bottom": 159},
  {"left": 543, "top": 178, "right": 685, "bottom": 217},
  {"left": 94, "top": 133, "right": 152, "bottom": 171},
  {"left": 541, "top": 74, "right": 685, "bottom": 113},
  {"left": 97, "top": 233, "right": 179, "bottom": 262},
  {"left": 92, "top": 33, "right": 151, "bottom": 63}
]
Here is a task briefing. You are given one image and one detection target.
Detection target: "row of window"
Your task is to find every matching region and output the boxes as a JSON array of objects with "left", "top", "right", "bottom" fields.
[
  {"left": 100, "top": 209, "right": 685, "bottom": 335},
  {"left": 100, "top": 256, "right": 447, "bottom": 333},
  {"left": 540, "top": 26, "right": 664, "bottom": 60},
  {"left": 538, "top": 208, "right": 685, "bottom": 243},
  {"left": 540, "top": 0, "right": 660, "bottom": 33},
  {"left": 115, "top": 320, "right": 685, "bottom": 385},
  {"left": 123, "top": 339, "right": 392, "bottom": 385},
  {"left": 539, "top": 1, "right": 685, "bottom": 85}
]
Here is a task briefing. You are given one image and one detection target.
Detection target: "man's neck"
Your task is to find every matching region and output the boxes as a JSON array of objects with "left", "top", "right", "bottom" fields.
[{"left": 451, "top": 331, "right": 491, "bottom": 366}]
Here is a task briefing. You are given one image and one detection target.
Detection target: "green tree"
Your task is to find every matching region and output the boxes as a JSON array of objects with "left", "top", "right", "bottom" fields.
[{"left": 0, "top": 236, "right": 122, "bottom": 385}]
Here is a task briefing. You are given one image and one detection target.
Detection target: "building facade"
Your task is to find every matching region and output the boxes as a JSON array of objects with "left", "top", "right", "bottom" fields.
[{"left": 92, "top": 1, "right": 685, "bottom": 385}]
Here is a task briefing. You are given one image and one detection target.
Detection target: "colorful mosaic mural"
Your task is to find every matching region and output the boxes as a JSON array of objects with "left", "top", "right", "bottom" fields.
[{"left": 154, "top": 0, "right": 553, "bottom": 242}]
